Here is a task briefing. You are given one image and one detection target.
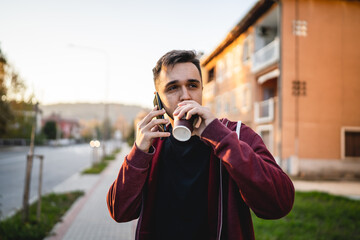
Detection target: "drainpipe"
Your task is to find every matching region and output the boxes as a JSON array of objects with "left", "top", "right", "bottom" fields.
[
  {"left": 294, "top": 0, "right": 300, "bottom": 175},
  {"left": 276, "top": 0, "right": 283, "bottom": 168}
]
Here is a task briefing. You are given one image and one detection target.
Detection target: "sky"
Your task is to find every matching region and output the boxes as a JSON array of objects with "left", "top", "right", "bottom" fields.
[{"left": 0, "top": 0, "right": 257, "bottom": 109}]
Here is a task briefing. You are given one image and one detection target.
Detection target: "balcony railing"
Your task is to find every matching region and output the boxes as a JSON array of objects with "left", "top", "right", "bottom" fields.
[
  {"left": 254, "top": 98, "right": 274, "bottom": 124},
  {"left": 252, "top": 38, "right": 279, "bottom": 73}
]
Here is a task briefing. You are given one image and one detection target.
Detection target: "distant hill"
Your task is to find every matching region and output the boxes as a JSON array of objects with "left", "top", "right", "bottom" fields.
[{"left": 41, "top": 103, "right": 150, "bottom": 124}]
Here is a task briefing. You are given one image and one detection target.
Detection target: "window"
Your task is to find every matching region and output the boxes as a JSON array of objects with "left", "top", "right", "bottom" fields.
[
  {"left": 242, "top": 86, "right": 250, "bottom": 109},
  {"left": 236, "top": 83, "right": 252, "bottom": 113},
  {"left": 345, "top": 132, "right": 360, "bottom": 157},
  {"left": 215, "top": 96, "right": 222, "bottom": 116},
  {"left": 243, "top": 41, "right": 250, "bottom": 62},
  {"left": 208, "top": 67, "right": 215, "bottom": 83},
  {"left": 243, "top": 35, "right": 252, "bottom": 64},
  {"left": 234, "top": 45, "right": 242, "bottom": 72},
  {"left": 216, "top": 60, "right": 224, "bottom": 83},
  {"left": 224, "top": 93, "right": 230, "bottom": 114},
  {"left": 230, "top": 91, "right": 238, "bottom": 113},
  {"left": 254, "top": 98, "right": 274, "bottom": 124},
  {"left": 293, "top": 20, "right": 308, "bottom": 37},
  {"left": 342, "top": 127, "right": 360, "bottom": 158},
  {"left": 225, "top": 52, "right": 233, "bottom": 79}
]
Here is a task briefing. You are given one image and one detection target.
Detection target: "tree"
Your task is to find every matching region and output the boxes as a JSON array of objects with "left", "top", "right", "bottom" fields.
[
  {"left": 0, "top": 45, "right": 36, "bottom": 139},
  {"left": 0, "top": 90, "right": 14, "bottom": 137},
  {"left": 0, "top": 47, "right": 14, "bottom": 137},
  {"left": 42, "top": 121, "right": 57, "bottom": 140}
]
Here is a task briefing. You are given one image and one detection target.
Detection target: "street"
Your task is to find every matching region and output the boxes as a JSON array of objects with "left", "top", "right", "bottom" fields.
[{"left": 0, "top": 143, "right": 95, "bottom": 219}]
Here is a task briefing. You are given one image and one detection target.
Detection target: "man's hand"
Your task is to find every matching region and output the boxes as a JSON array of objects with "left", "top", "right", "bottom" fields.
[
  {"left": 173, "top": 100, "right": 216, "bottom": 136},
  {"left": 135, "top": 107, "right": 171, "bottom": 152}
]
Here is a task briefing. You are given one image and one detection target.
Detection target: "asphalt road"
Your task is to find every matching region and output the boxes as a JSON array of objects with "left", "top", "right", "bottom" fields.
[{"left": 0, "top": 143, "right": 103, "bottom": 219}]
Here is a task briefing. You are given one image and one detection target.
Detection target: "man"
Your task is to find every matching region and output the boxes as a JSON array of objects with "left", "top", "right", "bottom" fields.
[{"left": 107, "top": 50, "right": 294, "bottom": 240}]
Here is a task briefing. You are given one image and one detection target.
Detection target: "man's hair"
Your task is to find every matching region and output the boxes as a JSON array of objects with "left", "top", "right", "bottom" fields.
[{"left": 152, "top": 50, "right": 202, "bottom": 86}]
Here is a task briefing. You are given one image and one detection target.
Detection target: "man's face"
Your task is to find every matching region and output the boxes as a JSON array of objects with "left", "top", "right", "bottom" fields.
[{"left": 156, "top": 62, "right": 202, "bottom": 120}]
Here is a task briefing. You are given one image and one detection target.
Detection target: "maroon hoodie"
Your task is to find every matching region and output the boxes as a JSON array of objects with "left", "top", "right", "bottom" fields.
[{"left": 107, "top": 119, "right": 295, "bottom": 240}]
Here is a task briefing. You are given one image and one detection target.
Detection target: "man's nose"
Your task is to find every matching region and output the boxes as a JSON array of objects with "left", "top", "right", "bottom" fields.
[{"left": 180, "top": 87, "right": 191, "bottom": 101}]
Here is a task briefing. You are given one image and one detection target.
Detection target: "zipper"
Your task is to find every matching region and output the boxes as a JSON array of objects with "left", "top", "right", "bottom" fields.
[
  {"left": 217, "top": 119, "right": 228, "bottom": 240},
  {"left": 217, "top": 158, "right": 223, "bottom": 240}
]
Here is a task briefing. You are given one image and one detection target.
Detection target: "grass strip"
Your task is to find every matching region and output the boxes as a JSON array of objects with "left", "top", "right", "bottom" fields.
[
  {"left": 104, "top": 147, "right": 121, "bottom": 161},
  {"left": 81, "top": 161, "right": 108, "bottom": 174},
  {"left": 0, "top": 191, "right": 83, "bottom": 240},
  {"left": 102, "top": 154, "right": 116, "bottom": 161},
  {"left": 112, "top": 148, "right": 121, "bottom": 155},
  {"left": 252, "top": 191, "right": 360, "bottom": 240},
  {"left": 82, "top": 147, "right": 121, "bottom": 174}
]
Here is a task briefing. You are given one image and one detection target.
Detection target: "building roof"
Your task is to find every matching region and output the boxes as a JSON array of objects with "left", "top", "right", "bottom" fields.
[{"left": 201, "top": 0, "right": 275, "bottom": 66}]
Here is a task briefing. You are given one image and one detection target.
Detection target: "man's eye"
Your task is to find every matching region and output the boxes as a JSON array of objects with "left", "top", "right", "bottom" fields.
[
  {"left": 167, "top": 85, "right": 177, "bottom": 91},
  {"left": 189, "top": 84, "right": 199, "bottom": 88}
]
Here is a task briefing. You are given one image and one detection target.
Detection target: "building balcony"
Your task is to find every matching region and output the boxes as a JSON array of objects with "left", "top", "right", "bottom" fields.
[
  {"left": 251, "top": 38, "right": 279, "bottom": 73},
  {"left": 254, "top": 98, "right": 274, "bottom": 124}
]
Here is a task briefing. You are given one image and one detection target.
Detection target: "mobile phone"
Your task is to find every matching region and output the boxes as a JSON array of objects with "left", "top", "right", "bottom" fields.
[{"left": 153, "top": 92, "right": 167, "bottom": 132}]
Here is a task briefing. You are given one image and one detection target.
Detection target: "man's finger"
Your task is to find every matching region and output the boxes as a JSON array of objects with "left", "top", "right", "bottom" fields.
[
  {"left": 143, "top": 108, "right": 166, "bottom": 123},
  {"left": 193, "top": 116, "right": 202, "bottom": 128},
  {"left": 145, "top": 118, "right": 169, "bottom": 131},
  {"left": 150, "top": 125, "right": 158, "bottom": 132},
  {"left": 175, "top": 105, "right": 193, "bottom": 119},
  {"left": 149, "top": 131, "right": 171, "bottom": 139}
]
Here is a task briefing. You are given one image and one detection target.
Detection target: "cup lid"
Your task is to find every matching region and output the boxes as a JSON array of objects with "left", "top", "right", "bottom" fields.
[{"left": 173, "top": 125, "right": 191, "bottom": 142}]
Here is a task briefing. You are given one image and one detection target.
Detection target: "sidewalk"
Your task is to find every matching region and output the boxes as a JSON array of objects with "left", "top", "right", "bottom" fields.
[
  {"left": 292, "top": 179, "right": 360, "bottom": 200},
  {"left": 46, "top": 143, "right": 137, "bottom": 240},
  {"left": 46, "top": 143, "right": 360, "bottom": 240}
]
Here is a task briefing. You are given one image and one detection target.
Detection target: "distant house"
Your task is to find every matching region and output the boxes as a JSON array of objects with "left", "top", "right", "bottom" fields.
[
  {"left": 201, "top": 0, "right": 360, "bottom": 179},
  {"left": 42, "top": 113, "right": 81, "bottom": 140}
]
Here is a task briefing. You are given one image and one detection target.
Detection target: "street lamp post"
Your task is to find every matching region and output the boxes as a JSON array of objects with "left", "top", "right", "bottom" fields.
[{"left": 68, "top": 44, "right": 110, "bottom": 158}]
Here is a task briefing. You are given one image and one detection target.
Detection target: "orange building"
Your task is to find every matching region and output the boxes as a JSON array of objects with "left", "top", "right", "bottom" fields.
[{"left": 201, "top": 0, "right": 360, "bottom": 179}]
